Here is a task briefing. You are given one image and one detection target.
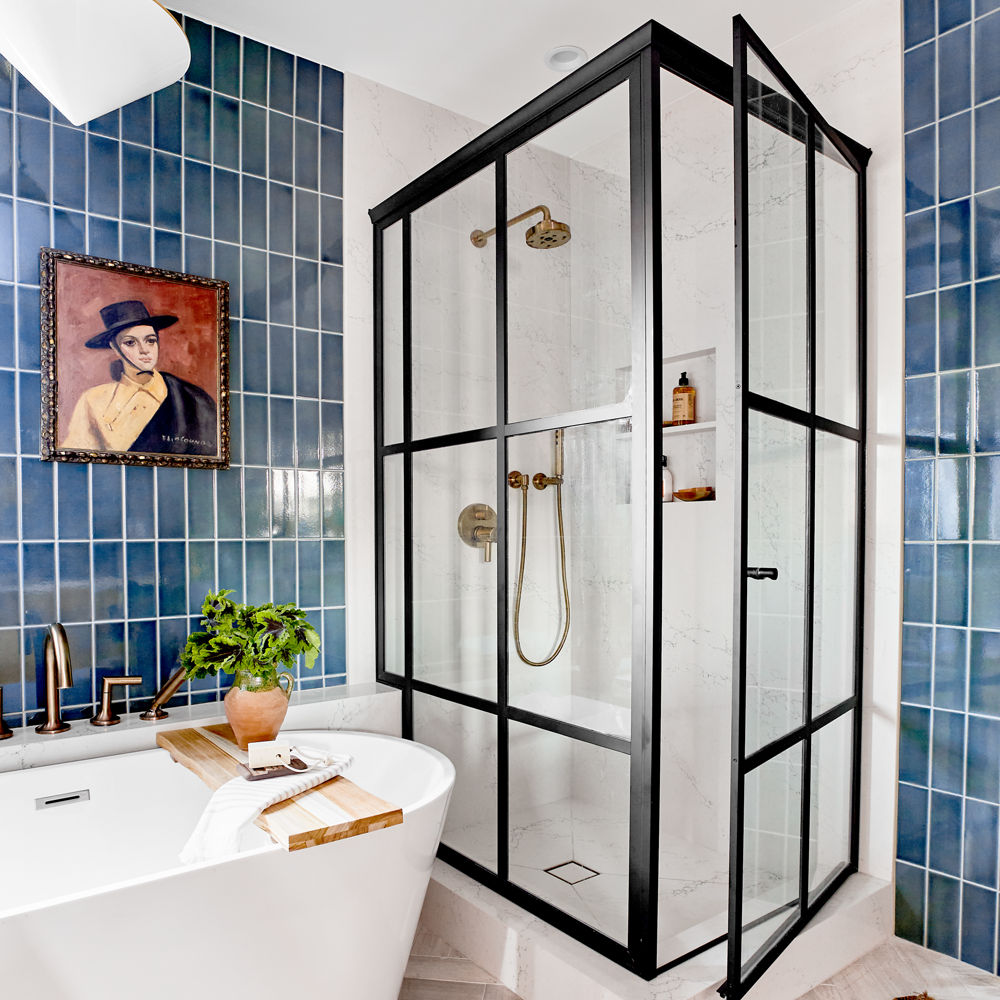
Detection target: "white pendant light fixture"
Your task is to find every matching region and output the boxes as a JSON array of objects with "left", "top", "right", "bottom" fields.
[{"left": 0, "top": 0, "right": 191, "bottom": 126}]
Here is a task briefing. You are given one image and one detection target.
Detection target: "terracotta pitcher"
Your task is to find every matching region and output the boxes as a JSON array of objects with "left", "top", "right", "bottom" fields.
[{"left": 224, "top": 669, "right": 295, "bottom": 749}]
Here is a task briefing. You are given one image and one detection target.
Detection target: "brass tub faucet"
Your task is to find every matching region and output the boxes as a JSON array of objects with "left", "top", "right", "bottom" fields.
[{"left": 35, "top": 623, "right": 73, "bottom": 734}]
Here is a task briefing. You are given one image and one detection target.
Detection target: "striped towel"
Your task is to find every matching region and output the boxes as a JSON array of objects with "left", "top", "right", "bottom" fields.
[{"left": 180, "top": 749, "right": 353, "bottom": 863}]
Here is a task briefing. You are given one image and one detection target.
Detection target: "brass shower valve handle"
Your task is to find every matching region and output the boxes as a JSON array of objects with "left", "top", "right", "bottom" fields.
[
  {"left": 507, "top": 471, "right": 528, "bottom": 490},
  {"left": 457, "top": 503, "right": 498, "bottom": 564},
  {"left": 90, "top": 675, "right": 141, "bottom": 726},
  {"left": 532, "top": 472, "right": 562, "bottom": 490}
]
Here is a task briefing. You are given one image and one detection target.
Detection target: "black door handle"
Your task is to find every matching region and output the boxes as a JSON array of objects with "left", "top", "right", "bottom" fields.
[{"left": 746, "top": 567, "right": 778, "bottom": 580}]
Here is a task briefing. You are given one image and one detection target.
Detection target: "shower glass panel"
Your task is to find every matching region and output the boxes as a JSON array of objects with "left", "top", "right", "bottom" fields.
[
  {"left": 506, "top": 84, "right": 631, "bottom": 425},
  {"left": 382, "top": 220, "right": 404, "bottom": 445},
  {"left": 412, "top": 440, "right": 497, "bottom": 697},
  {"left": 808, "top": 710, "right": 853, "bottom": 899},
  {"left": 383, "top": 454, "right": 405, "bottom": 674},
  {"left": 508, "top": 721, "right": 630, "bottom": 943},
  {"left": 747, "top": 53, "right": 808, "bottom": 413},
  {"left": 815, "top": 131, "right": 859, "bottom": 429},
  {"left": 411, "top": 166, "right": 496, "bottom": 439},
  {"left": 506, "top": 421, "right": 630, "bottom": 739},
  {"left": 414, "top": 692, "right": 499, "bottom": 871}
]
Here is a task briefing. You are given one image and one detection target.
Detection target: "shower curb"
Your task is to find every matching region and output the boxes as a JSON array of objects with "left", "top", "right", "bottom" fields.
[{"left": 419, "top": 860, "right": 892, "bottom": 1000}]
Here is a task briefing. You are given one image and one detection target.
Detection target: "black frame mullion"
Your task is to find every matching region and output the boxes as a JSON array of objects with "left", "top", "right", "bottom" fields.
[
  {"left": 628, "top": 46, "right": 662, "bottom": 976},
  {"left": 402, "top": 214, "right": 414, "bottom": 739}
]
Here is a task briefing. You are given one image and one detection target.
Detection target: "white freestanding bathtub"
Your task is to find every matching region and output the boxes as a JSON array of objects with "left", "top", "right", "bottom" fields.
[{"left": 0, "top": 730, "right": 454, "bottom": 1000}]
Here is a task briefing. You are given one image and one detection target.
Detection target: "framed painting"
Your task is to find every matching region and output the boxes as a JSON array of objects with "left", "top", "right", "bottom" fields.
[{"left": 39, "top": 248, "right": 230, "bottom": 469}]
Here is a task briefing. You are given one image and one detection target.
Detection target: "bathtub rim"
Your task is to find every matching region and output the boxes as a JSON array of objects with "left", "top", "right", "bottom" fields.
[{"left": 0, "top": 729, "right": 455, "bottom": 922}]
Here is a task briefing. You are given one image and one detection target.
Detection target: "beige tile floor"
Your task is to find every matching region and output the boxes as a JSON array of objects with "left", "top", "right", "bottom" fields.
[
  {"left": 795, "top": 936, "right": 1000, "bottom": 999},
  {"left": 398, "top": 928, "right": 522, "bottom": 1000}
]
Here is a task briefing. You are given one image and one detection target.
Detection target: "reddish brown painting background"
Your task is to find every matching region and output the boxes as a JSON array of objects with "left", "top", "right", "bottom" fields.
[{"left": 55, "top": 259, "right": 222, "bottom": 446}]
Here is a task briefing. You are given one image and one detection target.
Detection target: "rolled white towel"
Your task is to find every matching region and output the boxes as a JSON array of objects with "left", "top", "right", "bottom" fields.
[{"left": 180, "top": 748, "right": 353, "bottom": 864}]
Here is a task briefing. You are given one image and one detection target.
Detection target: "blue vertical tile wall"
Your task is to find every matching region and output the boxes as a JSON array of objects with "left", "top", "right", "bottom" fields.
[
  {"left": 0, "top": 15, "right": 347, "bottom": 727},
  {"left": 902, "top": 0, "right": 1000, "bottom": 972}
]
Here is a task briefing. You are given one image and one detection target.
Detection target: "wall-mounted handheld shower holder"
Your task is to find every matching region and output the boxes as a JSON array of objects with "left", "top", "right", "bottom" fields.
[{"left": 458, "top": 503, "right": 497, "bottom": 563}]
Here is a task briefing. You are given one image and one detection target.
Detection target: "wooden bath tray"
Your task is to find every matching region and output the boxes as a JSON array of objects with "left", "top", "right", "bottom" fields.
[{"left": 157, "top": 725, "right": 403, "bottom": 852}]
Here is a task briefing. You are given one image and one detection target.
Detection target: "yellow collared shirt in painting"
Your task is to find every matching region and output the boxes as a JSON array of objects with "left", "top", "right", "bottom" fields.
[{"left": 61, "top": 370, "right": 169, "bottom": 453}]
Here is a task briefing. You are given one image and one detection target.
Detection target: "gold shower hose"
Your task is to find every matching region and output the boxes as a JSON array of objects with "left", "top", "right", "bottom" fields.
[{"left": 512, "top": 479, "right": 571, "bottom": 666}]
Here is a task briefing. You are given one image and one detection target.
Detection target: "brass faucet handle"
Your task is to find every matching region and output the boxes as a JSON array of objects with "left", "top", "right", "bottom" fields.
[
  {"left": 507, "top": 471, "right": 528, "bottom": 490},
  {"left": 91, "top": 675, "right": 142, "bottom": 727}
]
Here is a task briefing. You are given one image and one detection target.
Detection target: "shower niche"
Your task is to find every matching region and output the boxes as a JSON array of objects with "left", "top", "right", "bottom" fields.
[{"left": 372, "top": 16, "right": 868, "bottom": 998}]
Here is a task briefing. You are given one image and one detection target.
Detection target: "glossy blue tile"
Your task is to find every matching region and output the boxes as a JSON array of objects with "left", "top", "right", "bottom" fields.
[
  {"left": 979, "top": 0, "right": 1000, "bottom": 12},
  {"left": 53, "top": 208, "right": 86, "bottom": 255},
  {"left": 905, "top": 42, "right": 937, "bottom": 132},
  {"left": 965, "top": 798, "right": 1000, "bottom": 888},
  {"left": 976, "top": 189, "right": 1000, "bottom": 278},
  {"left": 215, "top": 468, "right": 242, "bottom": 539},
  {"left": 295, "top": 259, "right": 318, "bottom": 329},
  {"left": 320, "top": 264, "right": 342, "bottom": 332},
  {"left": 269, "top": 253, "right": 293, "bottom": 325},
  {"left": 294, "top": 120, "right": 319, "bottom": 190},
  {"left": 242, "top": 248, "right": 267, "bottom": 321},
  {"left": 213, "top": 95, "right": 239, "bottom": 170},
  {"left": 320, "top": 402, "right": 344, "bottom": 469},
  {"left": 94, "top": 622, "right": 126, "bottom": 697},
  {"left": 245, "top": 540, "right": 270, "bottom": 605},
  {"left": 158, "top": 616, "right": 189, "bottom": 696},
  {"left": 0, "top": 197, "right": 11, "bottom": 282},
  {"left": 213, "top": 167, "right": 239, "bottom": 245},
  {"left": 241, "top": 321, "right": 267, "bottom": 392},
  {"left": 968, "top": 714, "right": 1000, "bottom": 801},
  {"left": 320, "top": 68, "right": 343, "bottom": 130},
  {"left": 187, "top": 540, "right": 215, "bottom": 613},
  {"left": 976, "top": 104, "right": 1000, "bottom": 197},
  {"left": 217, "top": 540, "right": 243, "bottom": 600},
  {"left": 897, "top": 781, "right": 929, "bottom": 865},
  {"left": 269, "top": 325, "right": 294, "bottom": 395},
  {"left": 320, "top": 128, "right": 343, "bottom": 197},
  {"left": 19, "top": 459, "right": 53, "bottom": 540},
  {"left": 0, "top": 290, "right": 11, "bottom": 370},
  {"left": 91, "top": 464, "right": 122, "bottom": 538},
  {"left": 88, "top": 107, "right": 118, "bottom": 138},
  {"left": 269, "top": 397, "right": 295, "bottom": 467},
  {"left": 17, "top": 200, "right": 48, "bottom": 283},
  {"left": 93, "top": 541, "right": 123, "bottom": 619},
  {"left": 268, "top": 49, "right": 294, "bottom": 114},
  {"left": 975, "top": 455, "right": 1000, "bottom": 538},
  {"left": 940, "top": 199, "right": 971, "bottom": 287},
  {"left": 939, "top": 370, "right": 971, "bottom": 454},
  {"left": 185, "top": 235, "right": 211, "bottom": 276},
  {"left": 976, "top": 279, "right": 1000, "bottom": 365},
  {"left": 269, "top": 182, "right": 293, "bottom": 255},
  {"left": 17, "top": 285, "right": 39, "bottom": 370},
  {"left": 295, "top": 189, "right": 319, "bottom": 260},
  {"left": 15, "top": 73, "right": 48, "bottom": 120},
  {"left": 156, "top": 468, "right": 185, "bottom": 538},
  {"left": 295, "top": 400, "right": 320, "bottom": 468},
  {"left": 939, "top": 25, "right": 972, "bottom": 119},
  {"left": 977, "top": 11, "right": 1000, "bottom": 103},
  {"left": 961, "top": 884, "right": 996, "bottom": 972},
  {"left": 0, "top": 111, "right": 10, "bottom": 196},
  {"left": 906, "top": 378, "right": 937, "bottom": 458},
  {"left": 21, "top": 543, "right": 54, "bottom": 625},
  {"left": 214, "top": 27, "right": 240, "bottom": 97},
  {"left": 927, "top": 873, "right": 961, "bottom": 958},
  {"left": 0, "top": 544, "right": 18, "bottom": 626},
  {"left": 272, "top": 540, "right": 296, "bottom": 602},
  {"left": 124, "top": 465, "right": 154, "bottom": 539},
  {"left": 896, "top": 862, "right": 926, "bottom": 944},
  {"left": 270, "top": 468, "right": 296, "bottom": 539},
  {"left": 295, "top": 58, "right": 320, "bottom": 121},
  {"left": 214, "top": 242, "right": 240, "bottom": 310},
  {"left": 55, "top": 462, "right": 87, "bottom": 540},
  {"left": 903, "top": 625, "right": 933, "bottom": 706},
  {"left": 972, "top": 543, "right": 1000, "bottom": 627},
  {"left": 185, "top": 18, "right": 212, "bottom": 88},
  {"left": 321, "top": 333, "right": 343, "bottom": 400},
  {"left": 320, "top": 196, "right": 342, "bottom": 265},
  {"left": 186, "top": 468, "right": 214, "bottom": 538},
  {"left": 296, "top": 330, "right": 319, "bottom": 398},
  {"left": 298, "top": 540, "right": 321, "bottom": 607},
  {"left": 0, "top": 457, "right": 16, "bottom": 538},
  {"left": 901, "top": 704, "right": 932, "bottom": 785},
  {"left": 243, "top": 38, "right": 268, "bottom": 106},
  {"left": 121, "top": 143, "right": 151, "bottom": 224},
  {"left": 58, "top": 542, "right": 90, "bottom": 623},
  {"left": 16, "top": 116, "right": 49, "bottom": 203},
  {"left": 293, "top": 470, "right": 319, "bottom": 538},
  {"left": 936, "top": 544, "right": 969, "bottom": 625},
  {"left": 976, "top": 366, "right": 1000, "bottom": 451},
  {"left": 941, "top": 0, "right": 972, "bottom": 30},
  {"left": 0, "top": 59, "right": 10, "bottom": 110},
  {"left": 935, "top": 626, "right": 968, "bottom": 710},
  {"left": 936, "top": 457, "right": 969, "bottom": 539},
  {"left": 242, "top": 394, "right": 269, "bottom": 466},
  {"left": 241, "top": 103, "right": 267, "bottom": 178},
  {"left": 121, "top": 96, "right": 151, "bottom": 146},
  {"left": 184, "top": 160, "right": 211, "bottom": 239},
  {"left": 933, "top": 708, "right": 967, "bottom": 793},
  {"left": 184, "top": 85, "right": 211, "bottom": 163},
  {"left": 18, "top": 372, "right": 40, "bottom": 454},
  {"left": 127, "top": 619, "right": 158, "bottom": 698},
  {"left": 157, "top": 541, "right": 187, "bottom": 616},
  {"left": 153, "top": 152, "right": 181, "bottom": 230},
  {"left": 241, "top": 175, "right": 267, "bottom": 249},
  {"left": 88, "top": 216, "right": 119, "bottom": 259},
  {"left": 939, "top": 113, "right": 971, "bottom": 204},
  {"left": 268, "top": 112, "right": 294, "bottom": 185},
  {"left": 153, "top": 82, "right": 182, "bottom": 155},
  {"left": 242, "top": 467, "right": 269, "bottom": 538},
  {"left": 929, "top": 790, "right": 963, "bottom": 875},
  {"left": 323, "top": 540, "right": 345, "bottom": 608},
  {"left": 323, "top": 608, "right": 346, "bottom": 676},
  {"left": 939, "top": 285, "right": 971, "bottom": 370}
]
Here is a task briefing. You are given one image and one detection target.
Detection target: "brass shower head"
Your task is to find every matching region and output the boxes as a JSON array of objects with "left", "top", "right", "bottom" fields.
[{"left": 470, "top": 204, "right": 571, "bottom": 250}]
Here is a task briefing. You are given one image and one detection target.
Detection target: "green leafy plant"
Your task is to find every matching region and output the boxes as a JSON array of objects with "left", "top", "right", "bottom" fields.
[{"left": 182, "top": 590, "right": 321, "bottom": 685}]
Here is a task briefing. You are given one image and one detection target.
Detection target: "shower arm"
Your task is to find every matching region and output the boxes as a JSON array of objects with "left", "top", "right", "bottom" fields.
[{"left": 470, "top": 205, "right": 552, "bottom": 248}]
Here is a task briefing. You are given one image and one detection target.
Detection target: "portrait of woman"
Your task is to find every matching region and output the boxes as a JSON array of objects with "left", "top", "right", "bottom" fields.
[{"left": 40, "top": 249, "right": 230, "bottom": 470}]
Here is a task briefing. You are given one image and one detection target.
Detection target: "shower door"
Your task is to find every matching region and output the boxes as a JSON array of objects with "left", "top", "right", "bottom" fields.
[{"left": 726, "top": 16, "right": 868, "bottom": 999}]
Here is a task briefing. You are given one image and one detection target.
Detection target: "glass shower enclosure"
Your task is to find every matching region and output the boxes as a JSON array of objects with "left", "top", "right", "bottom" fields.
[{"left": 371, "top": 17, "right": 869, "bottom": 998}]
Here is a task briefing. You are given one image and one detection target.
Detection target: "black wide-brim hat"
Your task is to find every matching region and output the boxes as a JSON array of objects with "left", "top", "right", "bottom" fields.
[{"left": 85, "top": 300, "right": 179, "bottom": 349}]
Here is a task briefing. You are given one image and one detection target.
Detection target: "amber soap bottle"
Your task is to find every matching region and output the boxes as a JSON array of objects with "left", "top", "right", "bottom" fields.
[{"left": 672, "top": 371, "right": 696, "bottom": 425}]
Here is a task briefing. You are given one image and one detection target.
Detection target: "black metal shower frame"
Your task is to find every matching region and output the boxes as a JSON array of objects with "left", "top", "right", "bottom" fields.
[{"left": 369, "top": 17, "right": 870, "bottom": 987}]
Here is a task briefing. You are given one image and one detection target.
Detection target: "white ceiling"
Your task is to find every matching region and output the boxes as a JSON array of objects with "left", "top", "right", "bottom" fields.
[{"left": 169, "top": 0, "right": 866, "bottom": 128}]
